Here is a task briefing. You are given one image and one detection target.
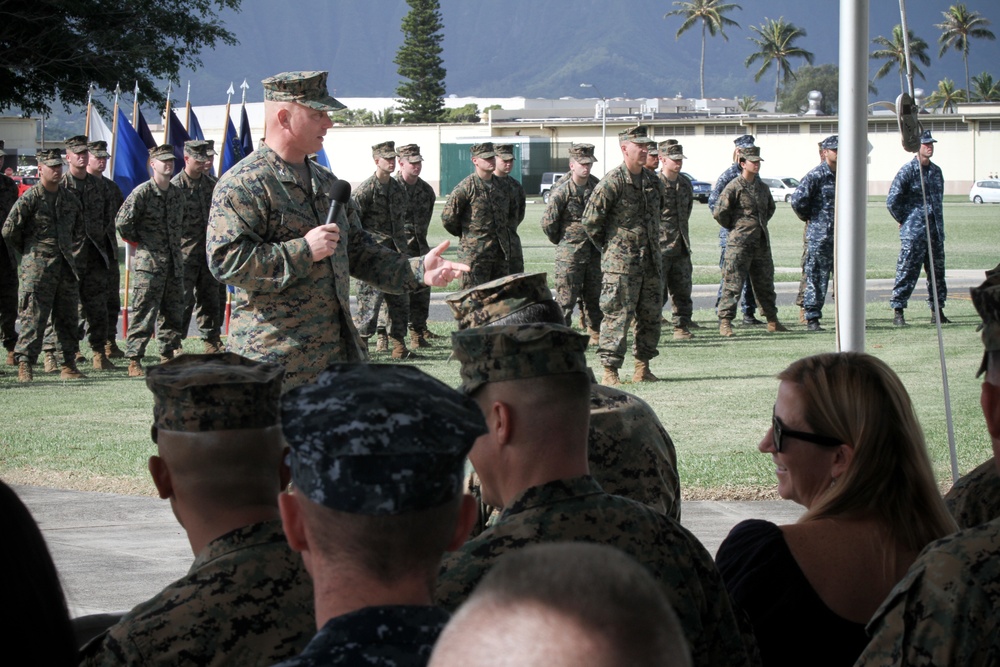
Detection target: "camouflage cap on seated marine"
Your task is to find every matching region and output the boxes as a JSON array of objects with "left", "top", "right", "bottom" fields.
[
  {"left": 734, "top": 135, "right": 756, "bottom": 149},
  {"left": 568, "top": 143, "right": 597, "bottom": 164},
  {"left": 87, "top": 140, "right": 110, "bottom": 158},
  {"left": 145, "top": 353, "right": 285, "bottom": 443},
  {"left": 741, "top": 146, "right": 763, "bottom": 162},
  {"left": 149, "top": 144, "right": 176, "bottom": 162},
  {"left": 972, "top": 263, "right": 1000, "bottom": 377},
  {"left": 280, "top": 364, "right": 486, "bottom": 515},
  {"left": 494, "top": 143, "right": 515, "bottom": 160},
  {"left": 261, "top": 70, "right": 346, "bottom": 111},
  {"left": 660, "top": 142, "right": 687, "bottom": 160},
  {"left": 183, "top": 140, "right": 216, "bottom": 161},
  {"left": 372, "top": 140, "right": 397, "bottom": 159},
  {"left": 820, "top": 135, "right": 838, "bottom": 151},
  {"left": 618, "top": 126, "right": 655, "bottom": 144},
  {"left": 446, "top": 272, "right": 553, "bottom": 330},
  {"left": 64, "top": 135, "right": 89, "bottom": 154},
  {"left": 36, "top": 149, "right": 64, "bottom": 167},
  {"left": 396, "top": 143, "right": 424, "bottom": 163},
  {"left": 452, "top": 323, "right": 590, "bottom": 394},
  {"left": 471, "top": 142, "right": 496, "bottom": 159}
]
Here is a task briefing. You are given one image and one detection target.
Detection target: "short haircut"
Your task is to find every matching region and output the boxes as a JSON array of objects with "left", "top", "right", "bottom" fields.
[
  {"left": 299, "top": 493, "right": 462, "bottom": 586},
  {"left": 434, "top": 542, "right": 691, "bottom": 667}
]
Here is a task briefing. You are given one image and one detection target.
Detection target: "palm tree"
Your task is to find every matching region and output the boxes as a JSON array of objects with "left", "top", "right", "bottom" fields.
[
  {"left": 737, "top": 95, "right": 764, "bottom": 112},
  {"left": 970, "top": 72, "right": 1000, "bottom": 102},
  {"left": 870, "top": 25, "right": 931, "bottom": 95},
  {"left": 744, "top": 17, "right": 814, "bottom": 107},
  {"left": 926, "top": 78, "right": 967, "bottom": 113},
  {"left": 665, "top": 0, "right": 742, "bottom": 99},
  {"left": 935, "top": 4, "right": 996, "bottom": 95}
]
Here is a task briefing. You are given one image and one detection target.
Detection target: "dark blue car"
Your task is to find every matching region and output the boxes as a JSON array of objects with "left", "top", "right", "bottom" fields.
[{"left": 682, "top": 172, "right": 711, "bottom": 204}]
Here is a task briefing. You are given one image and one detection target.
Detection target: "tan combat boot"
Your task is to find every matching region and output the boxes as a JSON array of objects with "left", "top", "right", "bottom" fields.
[
  {"left": 601, "top": 366, "right": 620, "bottom": 387},
  {"left": 92, "top": 350, "right": 115, "bottom": 370},
  {"left": 18, "top": 361, "right": 33, "bottom": 382},
  {"left": 6, "top": 349, "right": 14, "bottom": 366},
  {"left": 60, "top": 361, "right": 87, "bottom": 380},
  {"left": 799, "top": 308, "right": 807, "bottom": 324},
  {"left": 588, "top": 329, "right": 600, "bottom": 346},
  {"left": 75, "top": 350, "right": 87, "bottom": 364},
  {"left": 633, "top": 360, "right": 660, "bottom": 383},
  {"left": 767, "top": 319, "right": 789, "bottom": 333},
  {"left": 390, "top": 336, "right": 418, "bottom": 360},
  {"left": 421, "top": 328, "right": 441, "bottom": 340},
  {"left": 105, "top": 339, "right": 126, "bottom": 359},
  {"left": 719, "top": 319, "right": 735, "bottom": 337},
  {"left": 375, "top": 330, "right": 389, "bottom": 353},
  {"left": 203, "top": 339, "right": 223, "bottom": 354},
  {"left": 673, "top": 326, "right": 694, "bottom": 340},
  {"left": 44, "top": 350, "right": 59, "bottom": 373},
  {"left": 410, "top": 329, "right": 430, "bottom": 349},
  {"left": 127, "top": 358, "right": 145, "bottom": 378}
]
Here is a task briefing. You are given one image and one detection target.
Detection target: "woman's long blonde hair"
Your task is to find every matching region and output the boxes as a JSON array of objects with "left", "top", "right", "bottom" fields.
[{"left": 778, "top": 352, "right": 956, "bottom": 551}]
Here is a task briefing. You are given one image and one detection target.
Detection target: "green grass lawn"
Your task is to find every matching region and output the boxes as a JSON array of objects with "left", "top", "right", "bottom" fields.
[{"left": 2, "top": 199, "right": 997, "bottom": 498}]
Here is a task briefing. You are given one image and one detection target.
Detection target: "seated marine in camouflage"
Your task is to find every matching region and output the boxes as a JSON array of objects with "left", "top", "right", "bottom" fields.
[
  {"left": 275, "top": 363, "right": 484, "bottom": 667},
  {"left": 79, "top": 353, "right": 314, "bottom": 666},
  {"left": 445, "top": 272, "right": 680, "bottom": 523},
  {"left": 437, "top": 322, "right": 757, "bottom": 667}
]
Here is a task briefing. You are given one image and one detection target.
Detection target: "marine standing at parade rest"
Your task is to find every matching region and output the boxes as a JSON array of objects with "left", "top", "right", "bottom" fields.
[
  {"left": 541, "top": 143, "right": 603, "bottom": 343},
  {"left": 582, "top": 126, "right": 664, "bottom": 387},
  {"left": 352, "top": 140, "right": 418, "bottom": 360},
  {"left": 493, "top": 143, "right": 526, "bottom": 273},
  {"left": 172, "top": 140, "right": 223, "bottom": 354},
  {"left": 394, "top": 143, "right": 439, "bottom": 349},
  {"left": 87, "top": 140, "right": 127, "bottom": 360},
  {"left": 713, "top": 146, "right": 788, "bottom": 336},
  {"left": 886, "top": 130, "right": 949, "bottom": 327},
  {"left": 116, "top": 144, "right": 186, "bottom": 378},
  {"left": 855, "top": 271, "right": 1000, "bottom": 666},
  {"left": 206, "top": 71, "right": 466, "bottom": 390},
  {"left": 790, "top": 135, "right": 838, "bottom": 332},
  {"left": 274, "top": 364, "right": 484, "bottom": 667},
  {"left": 442, "top": 142, "right": 516, "bottom": 289},
  {"left": 2, "top": 149, "right": 85, "bottom": 382},
  {"left": 709, "top": 135, "right": 761, "bottom": 325},
  {"left": 657, "top": 141, "right": 696, "bottom": 340},
  {"left": 78, "top": 353, "right": 315, "bottom": 667},
  {"left": 0, "top": 140, "right": 18, "bottom": 367}
]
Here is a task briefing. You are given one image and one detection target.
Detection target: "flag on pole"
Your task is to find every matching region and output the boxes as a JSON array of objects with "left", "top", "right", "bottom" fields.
[
  {"left": 239, "top": 105, "right": 254, "bottom": 157},
  {"left": 166, "top": 108, "right": 190, "bottom": 163},
  {"left": 220, "top": 116, "right": 245, "bottom": 176},
  {"left": 114, "top": 107, "right": 151, "bottom": 197},
  {"left": 188, "top": 107, "right": 205, "bottom": 141},
  {"left": 134, "top": 109, "right": 156, "bottom": 150},
  {"left": 314, "top": 147, "right": 331, "bottom": 169}
]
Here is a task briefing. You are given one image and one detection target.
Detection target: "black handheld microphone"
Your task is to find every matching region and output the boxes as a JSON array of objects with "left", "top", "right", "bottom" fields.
[{"left": 324, "top": 179, "right": 352, "bottom": 226}]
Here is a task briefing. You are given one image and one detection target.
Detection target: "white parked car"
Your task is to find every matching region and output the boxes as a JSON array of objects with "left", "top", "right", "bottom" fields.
[
  {"left": 969, "top": 179, "right": 1000, "bottom": 204},
  {"left": 761, "top": 177, "right": 800, "bottom": 203}
]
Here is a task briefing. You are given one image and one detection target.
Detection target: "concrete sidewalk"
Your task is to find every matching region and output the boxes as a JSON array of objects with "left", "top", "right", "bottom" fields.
[{"left": 14, "top": 484, "right": 803, "bottom": 618}]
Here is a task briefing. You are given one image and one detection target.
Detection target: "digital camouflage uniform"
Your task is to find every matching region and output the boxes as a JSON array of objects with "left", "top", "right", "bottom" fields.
[
  {"left": 887, "top": 155, "right": 946, "bottom": 312},
  {"left": 441, "top": 145, "right": 516, "bottom": 289},
  {"left": 79, "top": 521, "right": 314, "bottom": 667},
  {"left": 855, "top": 516, "right": 1000, "bottom": 667},
  {"left": 0, "top": 170, "right": 18, "bottom": 357},
  {"left": 790, "top": 159, "right": 837, "bottom": 323},
  {"left": 709, "top": 162, "right": 757, "bottom": 316},
  {"left": 2, "top": 181, "right": 83, "bottom": 364},
  {"left": 116, "top": 177, "right": 186, "bottom": 360},
  {"left": 714, "top": 173, "right": 779, "bottom": 322},
  {"left": 583, "top": 162, "right": 664, "bottom": 369},
  {"left": 434, "top": 476, "right": 755, "bottom": 667},
  {"left": 272, "top": 606, "right": 450, "bottom": 667},
  {"left": 172, "top": 165, "right": 223, "bottom": 346},
  {"left": 496, "top": 175, "right": 526, "bottom": 273},
  {"left": 206, "top": 143, "right": 424, "bottom": 390},
  {"left": 945, "top": 457, "right": 1000, "bottom": 529},
  {"left": 97, "top": 173, "right": 125, "bottom": 344},
  {"left": 542, "top": 173, "right": 603, "bottom": 331},
  {"left": 352, "top": 162, "right": 412, "bottom": 343},
  {"left": 395, "top": 165, "right": 436, "bottom": 335},
  {"left": 658, "top": 167, "right": 694, "bottom": 327}
]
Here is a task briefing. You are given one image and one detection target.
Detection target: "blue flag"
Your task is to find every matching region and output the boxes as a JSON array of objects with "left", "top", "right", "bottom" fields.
[
  {"left": 166, "top": 109, "right": 190, "bottom": 164},
  {"left": 239, "top": 105, "right": 254, "bottom": 157},
  {"left": 134, "top": 109, "right": 156, "bottom": 149},
  {"left": 220, "top": 116, "right": 244, "bottom": 175},
  {"left": 314, "top": 146, "right": 331, "bottom": 169},
  {"left": 113, "top": 107, "right": 151, "bottom": 197}
]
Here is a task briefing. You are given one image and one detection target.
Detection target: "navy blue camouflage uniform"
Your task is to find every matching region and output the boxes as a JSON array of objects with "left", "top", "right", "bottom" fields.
[
  {"left": 790, "top": 161, "right": 837, "bottom": 322},
  {"left": 709, "top": 164, "right": 757, "bottom": 316},
  {"left": 887, "top": 157, "right": 946, "bottom": 312}
]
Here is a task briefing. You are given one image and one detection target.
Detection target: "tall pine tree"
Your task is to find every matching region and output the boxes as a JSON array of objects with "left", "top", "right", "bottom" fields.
[{"left": 394, "top": 0, "right": 447, "bottom": 123}]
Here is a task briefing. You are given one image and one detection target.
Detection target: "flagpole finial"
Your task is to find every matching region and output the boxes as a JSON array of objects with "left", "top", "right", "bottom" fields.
[
  {"left": 227, "top": 83, "right": 235, "bottom": 96},
  {"left": 241, "top": 79, "right": 249, "bottom": 90},
  {"left": 115, "top": 82, "right": 122, "bottom": 95}
]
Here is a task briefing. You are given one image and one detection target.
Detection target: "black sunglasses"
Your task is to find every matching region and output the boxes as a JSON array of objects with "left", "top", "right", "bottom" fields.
[{"left": 772, "top": 411, "right": 842, "bottom": 452}]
